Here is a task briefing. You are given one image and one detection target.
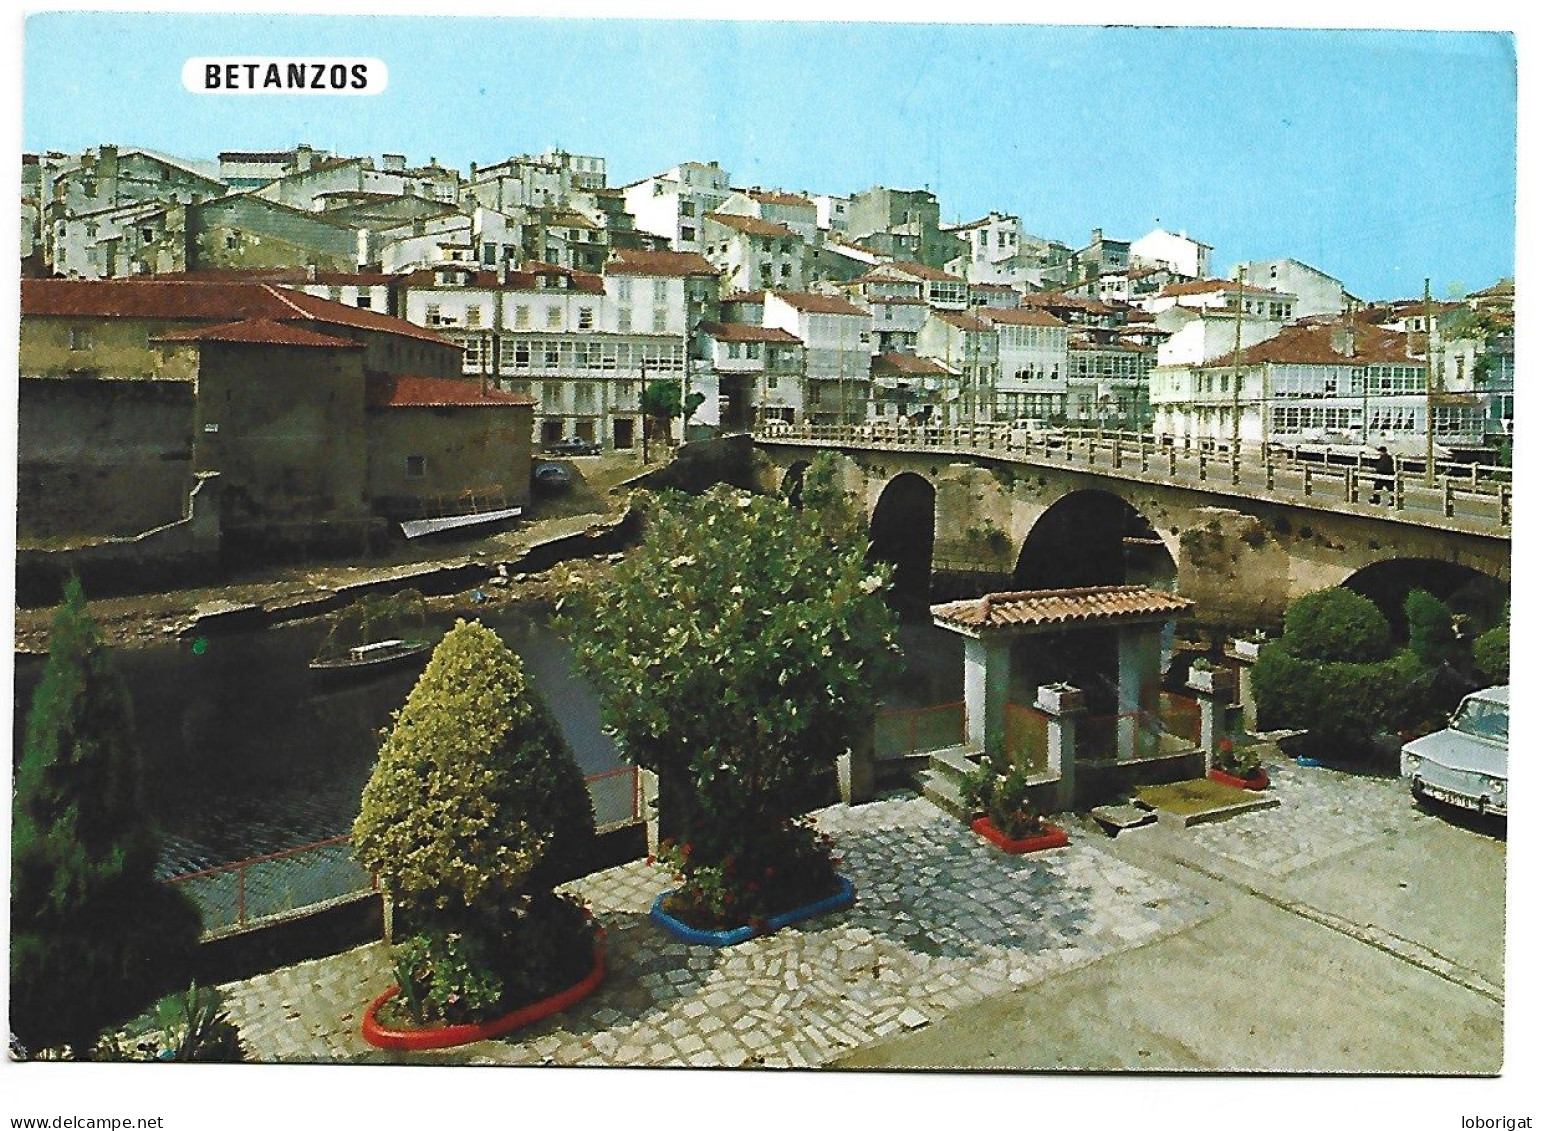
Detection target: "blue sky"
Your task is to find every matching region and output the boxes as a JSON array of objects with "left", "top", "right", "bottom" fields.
[{"left": 24, "top": 13, "right": 1516, "bottom": 300}]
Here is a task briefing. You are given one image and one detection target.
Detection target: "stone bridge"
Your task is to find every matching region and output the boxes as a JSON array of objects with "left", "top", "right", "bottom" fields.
[{"left": 752, "top": 424, "right": 1511, "bottom": 628}]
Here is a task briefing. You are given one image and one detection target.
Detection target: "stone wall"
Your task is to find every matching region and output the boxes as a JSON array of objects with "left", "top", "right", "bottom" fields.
[
  {"left": 18, "top": 376, "right": 195, "bottom": 539},
  {"left": 366, "top": 402, "right": 533, "bottom": 519}
]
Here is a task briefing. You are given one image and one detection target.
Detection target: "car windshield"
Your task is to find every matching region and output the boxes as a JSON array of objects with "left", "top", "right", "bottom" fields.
[{"left": 1450, "top": 698, "right": 1508, "bottom": 742}]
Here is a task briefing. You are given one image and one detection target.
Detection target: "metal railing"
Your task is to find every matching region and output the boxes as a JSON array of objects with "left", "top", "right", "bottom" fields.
[
  {"left": 164, "top": 767, "right": 645, "bottom": 940},
  {"left": 756, "top": 422, "right": 1511, "bottom": 532},
  {"left": 165, "top": 834, "right": 371, "bottom": 941},
  {"left": 875, "top": 700, "right": 966, "bottom": 759}
]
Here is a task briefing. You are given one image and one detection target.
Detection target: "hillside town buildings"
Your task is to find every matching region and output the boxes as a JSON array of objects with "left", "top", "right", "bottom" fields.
[{"left": 20, "top": 137, "right": 1515, "bottom": 514}]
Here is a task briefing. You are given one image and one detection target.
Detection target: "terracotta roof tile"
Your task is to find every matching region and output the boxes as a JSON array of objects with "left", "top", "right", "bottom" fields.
[
  {"left": 21, "top": 278, "right": 452, "bottom": 346},
  {"left": 872, "top": 352, "right": 950, "bottom": 377},
  {"left": 1202, "top": 322, "right": 1418, "bottom": 369},
  {"left": 721, "top": 290, "right": 768, "bottom": 304},
  {"left": 153, "top": 317, "right": 363, "bottom": 348},
  {"left": 706, "top": 212, "right": 799, "bottom": 239},
  {"left": 932, "top": 586, "right": 1193, "bottom": 632},
  {"left": 874, "top": 261, "right": 964, "bottom": 284},
  {"left": 366, "top": 374, "right": 534, "bottom": 408},
  {"left": 745, "top": 189, "right": 815, "bottom": 208},
  {"left": 932, "top": 309, "right": 993, "bottom": 332},
  {"left": 976, "top": 307, "right": 1067, "bottom": 328},
  {"left": 1160, "top": 277, "right": 1281, "bottom": 298},
  {"left": 769, "top": 291, "right": 869, "bottom": 316},
  {"left": 698, "top": 321, "right": 802, "bottom": 344},
  {"left": 605, "top": 248, "right": 719, "bottom": 277}
]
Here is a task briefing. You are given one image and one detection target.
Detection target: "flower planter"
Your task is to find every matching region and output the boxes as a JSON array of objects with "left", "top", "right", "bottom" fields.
[
  {"left": 1208, "top": 767, "right": 1269, "bottom": 791},
  {"left": 1228, "top": 638, "right": 1263, "bottom": 662},
  {"left": 361, "top": 936, "right": 605, "bottom": 1051},
  {"left": 971, "top": 816, "right": 1070, "bottom": 854},
  {"left": 649, "top": 874, "right": 855, "bottom": 947},
  {"left": 1035, "top": 684, "right": 1085, "bottom": 715},
  {"left": 1186, "top": 669, "right": 1234, "bottom": 696}
]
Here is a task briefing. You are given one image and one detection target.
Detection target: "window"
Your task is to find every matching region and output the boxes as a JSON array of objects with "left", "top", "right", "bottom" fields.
[
  {"left": 405, "top": 455, "right": 427, "bottom": 479},
  {"left": 357, "top": 295, "right": 373, "bottom": 309},
  {"left": 616, "top": 278, "right": 633, "bottom": 302},
  {"left": 653, "top": 308, "right": 668, "bottom": 332},
  {"left": 514, "top": 304, "right": 531, "bottom": 328},
  {"left": 681, "top": 200, "right": 697, "bottom": 217},
  {"left": 653, "top": 280, "right": 668, "bottom": 303},
  {"left": 681, "top": 226, "right": 696, "bottom": 242},
  {"left": 426, "top": 303, "right": 442, "bottom": 324},
  {"left": 68, "top": 327, "right": 91, "bottom": 351},
  {"left": 483, "top": 242, "right": 497, "bottom": 265},
  {"left": 546, "top": 306, "right": 562, "bottom": 329},
  {"left": 542, "top": 381, "right": 562, "bottom": 406},
  {"left": 467, "top": 305, "right": 482, "bottom": 328},
  {"left": 578, "top": 307, "right": 594, "bottom": 330},
  {"left": 618, "top": 309, "right": 632, "bottom": 333}
]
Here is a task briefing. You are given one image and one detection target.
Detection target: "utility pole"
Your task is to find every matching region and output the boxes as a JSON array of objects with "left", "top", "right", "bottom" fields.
[
  {"left": 1231, "top": 264, "right": 1244, "bottom": 466},
  {"left": 640, "top": 357, "right": 649, "bottom": 464},
  {"left": 1424, "top": 277, "right": 1435, "bottom": 486}
]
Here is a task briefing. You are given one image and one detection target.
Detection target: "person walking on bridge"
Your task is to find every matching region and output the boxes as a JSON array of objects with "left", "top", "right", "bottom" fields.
[{"left": 1370, "top": 445, "right": 1395, "bottom": 505}]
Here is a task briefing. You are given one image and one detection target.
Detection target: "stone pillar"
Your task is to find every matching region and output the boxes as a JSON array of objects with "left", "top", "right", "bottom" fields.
[
  {"left": 1186, "top": 669, "right": 1236, "bottom": 772},
  {"left": 963, "top": 634, "right": 1011, "bottom": 761},
  {"left": 639, "top": 768, "right": 662, "bottom": 856},
  {"left": 838, "top": 717, "right": 876, "bottom": 806},
  {"left": 1225, "top": 639, "right": 1261, "bottom": 733},
  {"left": 1116, "top": 622, "right": 1164, "bottom": 762},
  {"left": 1038, "top": 684, "right": 1085, "bottom": 812}
]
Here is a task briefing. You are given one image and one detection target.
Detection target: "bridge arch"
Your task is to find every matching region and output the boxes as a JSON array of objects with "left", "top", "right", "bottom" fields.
[
  {"left": 778, "top": 460, "right": 811, "bottom": 507},
  {"left": 868, "top": 472, "right": 936, "bottom": 598},
  {"left": 1341, "top": 556, "right": 1509, "bottom": 636},
  {"left": 1014, "top": 488, "right": 1177, "bottom": 591}
]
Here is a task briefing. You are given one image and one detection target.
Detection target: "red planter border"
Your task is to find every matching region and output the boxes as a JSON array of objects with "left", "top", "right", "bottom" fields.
[
  {"left": 361, "top": 936, "right": 605, "bottom": 1051},
  {"left": 1209, "top": 767, "right": 1270, "bottom": 791},
  {"left": 971, "top": 817, "right": 1070, "bottom": 854}
]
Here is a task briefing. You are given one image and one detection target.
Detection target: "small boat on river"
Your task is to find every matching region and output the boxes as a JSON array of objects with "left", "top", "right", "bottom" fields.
[{"left": 310, "top": 589, "right": 434, "bottom": 685}]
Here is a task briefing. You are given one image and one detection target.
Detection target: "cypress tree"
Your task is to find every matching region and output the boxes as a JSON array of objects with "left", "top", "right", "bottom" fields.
[{"left": 10, "top": 578, "right": 201, "bottom": 1055}]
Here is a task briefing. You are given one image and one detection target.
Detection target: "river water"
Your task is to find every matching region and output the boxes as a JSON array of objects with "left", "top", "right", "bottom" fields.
[{"left": 12, "top": 602, "right": 964, "bottom": 880}]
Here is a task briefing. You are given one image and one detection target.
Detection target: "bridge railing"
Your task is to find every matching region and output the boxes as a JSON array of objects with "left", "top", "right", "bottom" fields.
[{"left": 757, "top": 423, "right": 1510, "bottom": 530}]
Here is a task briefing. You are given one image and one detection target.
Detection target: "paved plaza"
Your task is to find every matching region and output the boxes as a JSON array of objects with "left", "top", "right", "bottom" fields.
[
  {"left": 217, "top": 753, "right": 1505, "bottom": 1071},
  {"left": 221, "top": 795, "right": 1213, "bottom": 1066}
]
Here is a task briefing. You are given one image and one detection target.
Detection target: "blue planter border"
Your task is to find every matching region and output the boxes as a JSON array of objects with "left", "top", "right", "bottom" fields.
[{"left": 649, "top": 874, "right": 855, "bottom": 947}]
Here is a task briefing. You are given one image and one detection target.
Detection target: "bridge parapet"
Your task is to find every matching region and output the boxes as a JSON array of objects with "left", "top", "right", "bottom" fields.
[{"left": 755, "top": 422, "right": 1511, "bottom": 540}]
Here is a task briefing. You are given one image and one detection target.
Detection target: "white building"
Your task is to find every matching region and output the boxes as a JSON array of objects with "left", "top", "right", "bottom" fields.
[
  {"left": 976, "top": 306, "right": 1070, "bottom": 421},
  {"left": 702, "top": 212, "right": 810, "bottom": 292},
  {"left": 1147, "top": 277, "right": 1297, "bottom": 321},
  {"left": 917, "top": 309, "right": 998, "bottom": 425},
  {"left": 1130, "top": 228, "right": 1212, "bottom": 280},
  {"left": 716, "top": 189, "right": 820, "bottom": 242},
  {"left": 810, "top": 193, "right": 851, "bottom": 234},
  {"left": 1148, "top": 320, "right": 1486, "bottom": 452},
  {"left": 695, "top": 321, "right": 806, "bottom": 428},
  {"left": 860, "top": 261, "right": 969, "bottom": 310},
  {"left": 1242, "top": 258, "right": 1352, "bottom": 321},
  {"left": 762, "top": 291, "right": 873, "bottom": 424},
  {"left": 943, "top": 211, "right": 1021, "bottom": 284},
  {"left": 621, "top": 161, "right": 732, "bottom": 254}
]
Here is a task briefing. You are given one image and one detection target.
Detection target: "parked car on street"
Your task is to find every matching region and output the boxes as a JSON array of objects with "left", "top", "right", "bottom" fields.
[
  {"left": 1401, "top": 685, "right": 1507, "bottom": 816},
  {"left": 546, "top": 438, "right": 602, "bottom": 456},
  {"left": 532, "top": 461, "right": 572, "bottom": 492}
]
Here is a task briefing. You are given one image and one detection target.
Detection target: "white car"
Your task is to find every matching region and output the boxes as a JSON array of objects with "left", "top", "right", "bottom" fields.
[{"left": 1401, "top": 686, "right": 1508, "bottom": 817}]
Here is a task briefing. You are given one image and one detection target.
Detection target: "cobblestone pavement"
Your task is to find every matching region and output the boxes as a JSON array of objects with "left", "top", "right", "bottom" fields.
[
  {"left": 1184, "top": 758, "right": 1432, "bottom": 877},
  {"left": 219, "top": 795, "right": 1212, "bottom": 1066}
]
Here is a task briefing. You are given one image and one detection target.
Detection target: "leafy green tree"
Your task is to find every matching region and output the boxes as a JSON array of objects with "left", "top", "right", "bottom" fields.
[
  {"left": 1404, "top": 589, "right": 1463, "bottom": 669},
  {"left": 1281, "top": 587, "right": 1392, "bottom": 663},
  {"left": 10, "top": 578, "right": 201, "bottom": 1054},
  {"left": 562, "top": 487, "right": 900, "bottom": 924},
  {"left": 1255, "top": 587, "right": 1431, "bottom": 758},
  {"left": 353, "top": 620, "right": 595, "bottom": 1024},
  {"left": 640, "top": 378, "right": 706, "bottom": 459},
  {"left": 1474, "top": 615, "right": 1509, "bottom": 685}
]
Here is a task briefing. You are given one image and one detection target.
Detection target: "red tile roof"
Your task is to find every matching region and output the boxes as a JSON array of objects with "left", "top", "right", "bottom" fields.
[
  {"left": 721, "top": 290, "right": 769, "bottom": 304},
  {"left": 1160, "top": 277, "right": 1281, "bottom": 298},
  {"left": 768, "top": 291, "right": 869, "bottom": 317},
  {"left": 706, "top": 212, "right": 799, "bottom": 239},
  {"left": 872, "top": 352, "right": 950, "bottom": 377},
  {"left": 976, "top": 307, "right": 1067, "bottom": 328},
  {"left": 932, "top": 586, "right": 1193, "bottom": 633},
  {"left": 400, "top": 263, "right": 606, "bottom": 295},
  {"left": 698, "top": 321, "right": 802, "bottom": 344},
  {"left": 22, "top": 278, "right": 453, "bottom": 346},
  {"left": 866, "top": 296, "right": 927, "bottom": 306},
  {"left": 154, "top": 317, "right": 364, "bottom": 349},
  {"left": 366, "top": 374, "right": 534, "bottom": 408},
  {"left": 932, "top": 309, "right": 993, "bottom": 332},
  {"left": 1203, "top": 322, "right": 1418, "bottom": 369},
  {"left": 746, "top": 189, "right": 815, "bottom": 209},
  {"left": 875, "top": 261, "right": 964, "bottom": 284},
  {"left": 605, "top": 248, "right": 719, "bottom": 277}
]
